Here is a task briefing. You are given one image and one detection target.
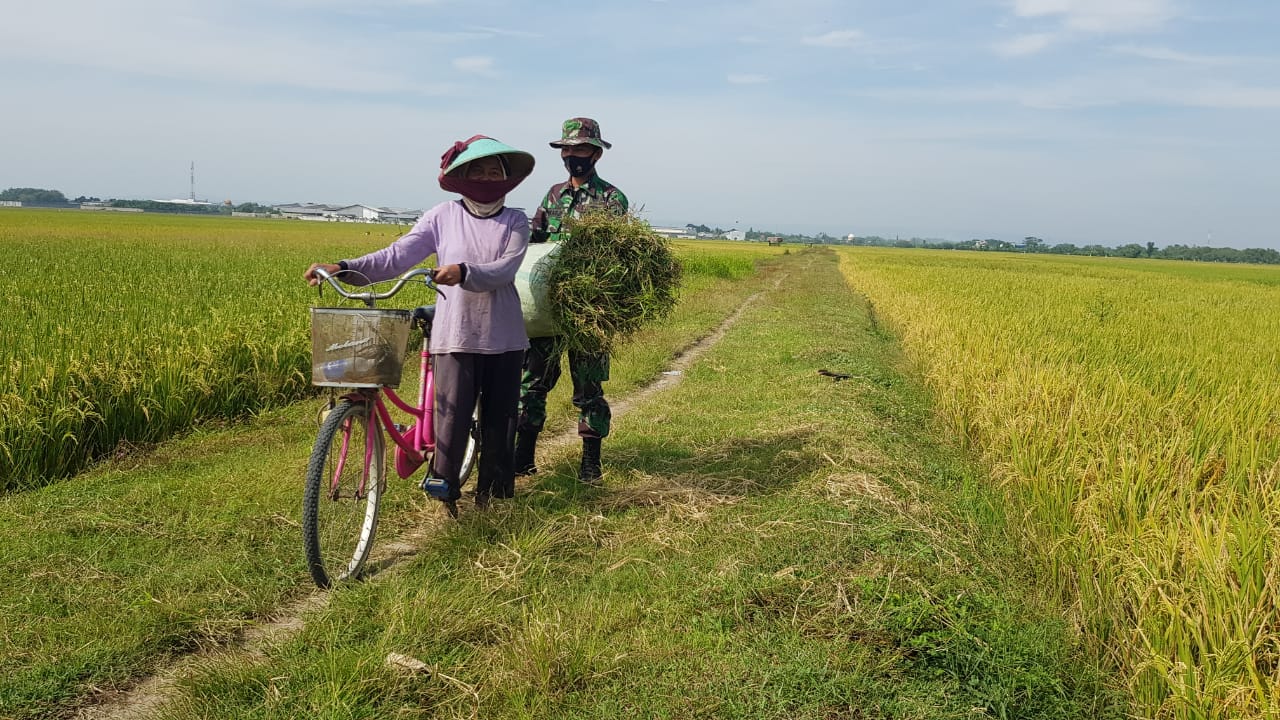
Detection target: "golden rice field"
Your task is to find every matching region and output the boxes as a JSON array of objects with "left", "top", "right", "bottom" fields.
[
  {"left": 0, "top": 209, "right": 760, "bottom": 491},
  {"left": 837, "top": 247, "right": 1280, "bottom": 719}
]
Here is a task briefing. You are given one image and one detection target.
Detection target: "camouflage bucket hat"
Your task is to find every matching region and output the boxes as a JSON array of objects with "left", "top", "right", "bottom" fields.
[{"left": 549, "top": 117, "right": 612, "bottom": 149}]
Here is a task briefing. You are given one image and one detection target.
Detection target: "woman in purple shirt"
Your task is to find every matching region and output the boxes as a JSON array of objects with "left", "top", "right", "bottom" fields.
[{"left": 305, "top": 135, "right": 534, "bottom": 514}]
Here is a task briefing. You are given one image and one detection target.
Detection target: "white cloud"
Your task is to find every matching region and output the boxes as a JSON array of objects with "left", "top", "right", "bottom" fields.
[
  {"left": 1011, "top": 0, "right": 1175, "bottom": 33},
  {"left": 468, "top": 25, "right": 542, "bottom": 39},
  {"left": 0, "top": 1, "right": 449, "bottom": 95},
  {"left": 728, "top": 74, "right": 769, "bottom": 85},
  {"left": 1176, "top": 86, "right": 1280, "bottom": 109},
  {"left": 453, "top": 56, "right": 497, "bottom": 75},
  {"left": 994, "top": 33, "right": 1057, "bottom": 57},
  {"left": 1112, "top": 45, "right": 1245, "bottom": 66},
  {"left": 802, "top": 29, "right": 865, "bottom": 47},
  {"left": 1043, "top": 80, "right": 1280, "bottom": 110},
  {"left": 847, "top": 74, "right": 1280, "bottom": 111}
]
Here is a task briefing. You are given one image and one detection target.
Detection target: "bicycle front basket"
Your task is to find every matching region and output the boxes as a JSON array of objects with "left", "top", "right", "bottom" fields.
[{"left": 310, "top": 307, "right": 413, "bottom": 388}]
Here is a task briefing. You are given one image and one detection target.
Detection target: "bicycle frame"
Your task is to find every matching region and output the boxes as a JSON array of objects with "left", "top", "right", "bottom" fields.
[
  {"left": 312, "top": 267, "right": 443, "bottom": 498},
  {"left": 328, "top": 331, "right": 437, "bottom": 501},
  {"left": 376, "top": 333, "right": 436, "bottom": 469}
]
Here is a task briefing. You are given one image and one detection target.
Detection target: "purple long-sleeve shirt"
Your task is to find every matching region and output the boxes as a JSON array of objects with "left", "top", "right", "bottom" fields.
[{"left": 344, "top": 200, "right": 530, "bottom": 354}]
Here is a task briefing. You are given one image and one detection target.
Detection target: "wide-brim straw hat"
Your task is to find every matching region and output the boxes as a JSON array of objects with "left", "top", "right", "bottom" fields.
[{"left": 441, "top": 136, "right": 536, "bottom": 180}]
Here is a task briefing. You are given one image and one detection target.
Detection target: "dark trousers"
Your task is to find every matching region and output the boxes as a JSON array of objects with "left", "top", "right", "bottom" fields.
[
  {"left": 431, "top": 350, "right": 523, "bottom": 500},
  {"left": 518, "top": 336, "right": 611, "bottom": 439}
]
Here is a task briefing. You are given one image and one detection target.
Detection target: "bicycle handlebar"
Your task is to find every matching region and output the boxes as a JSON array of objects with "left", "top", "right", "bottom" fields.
[{"left": 313, "top": 267, "right": 442, "bottom": 307}]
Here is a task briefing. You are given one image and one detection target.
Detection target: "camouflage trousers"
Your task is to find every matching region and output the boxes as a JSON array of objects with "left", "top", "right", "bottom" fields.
[{"left": 517, "top": 336, "right": 611, "bottom": 439}]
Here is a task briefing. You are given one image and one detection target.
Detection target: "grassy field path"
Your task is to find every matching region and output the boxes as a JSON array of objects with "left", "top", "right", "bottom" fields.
[
  {"left": 4, "top": 249, "right": 1123, "bottom": 719},
  {"left": 75, "top": 264, "right": 779, "bottom": 720},
  {"left": 0, "top": 249, "right": 765, "bottom": 720}
]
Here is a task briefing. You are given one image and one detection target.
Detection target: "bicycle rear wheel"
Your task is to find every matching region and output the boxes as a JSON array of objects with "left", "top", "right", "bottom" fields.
[
  {"left": 302, "top": 399, "right": 384, "bottom": 588},
  {"left": 457, "top": 404, "right": 481, "bottom": 483}
]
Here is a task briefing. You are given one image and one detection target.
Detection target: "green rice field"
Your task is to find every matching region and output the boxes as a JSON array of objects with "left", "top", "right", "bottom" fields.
[{"left": 0, "top": 210, "right": 763, "bottom": 492}]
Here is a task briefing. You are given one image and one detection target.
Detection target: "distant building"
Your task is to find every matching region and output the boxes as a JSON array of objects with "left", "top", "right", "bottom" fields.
[
  {"left": 274, "top": 202, "right": 421, "bottom": 223},
  {"left": 766, "top": 236, "right": 784, "bottom": 246},
  {"left": 275, "top": 203, "right": 336, "bottom": 221},
  {"left": 379, "top": 208, "right": 423, "bottom": 224},
  {"left": 154, "top": 198, "right": 214, "bottom": 206},
  {"left": 330, "top": 204, "right": 383, "bottom": 222},
  {"left": 651, "top": 226, "right": 696, "bottom": 239},
  {"left": 725, "top": 229, "right": 746, "bottom": 241},
  {"left": 80, "top": 205, "right": 142, "bottom": 213}
]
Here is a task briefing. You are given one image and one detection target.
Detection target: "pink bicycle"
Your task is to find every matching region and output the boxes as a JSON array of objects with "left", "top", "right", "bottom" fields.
[{"left": 302, "top": 267, "right": 478, "bottom": 588}]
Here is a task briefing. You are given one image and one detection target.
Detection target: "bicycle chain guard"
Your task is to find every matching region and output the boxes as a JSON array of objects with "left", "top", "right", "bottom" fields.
[{"left": 394, "top": 424, "right": 426, "bottom": 479}]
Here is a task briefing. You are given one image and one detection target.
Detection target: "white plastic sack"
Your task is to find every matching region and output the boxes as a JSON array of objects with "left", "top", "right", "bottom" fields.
[{"left": 515, "top": 242, "right": 561, "bottom": 338}]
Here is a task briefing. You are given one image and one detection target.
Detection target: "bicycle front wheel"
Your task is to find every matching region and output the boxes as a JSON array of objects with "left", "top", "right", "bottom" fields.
[{"left": 302, "top": 399, "right": 385, "bottom": 588}]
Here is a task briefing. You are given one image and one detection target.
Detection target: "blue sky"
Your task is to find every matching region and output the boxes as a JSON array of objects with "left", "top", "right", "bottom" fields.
[{"left": 3, "top": 0, "right": 1279, "bottom": 249}]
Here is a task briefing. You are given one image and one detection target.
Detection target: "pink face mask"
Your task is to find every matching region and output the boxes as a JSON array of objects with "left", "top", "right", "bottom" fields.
[{"left": 439, "top": 175, "right": 521, "bottom": 203}]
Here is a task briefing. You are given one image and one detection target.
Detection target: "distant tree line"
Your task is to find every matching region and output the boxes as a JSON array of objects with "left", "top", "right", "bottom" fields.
[
  {"left": 724, "top": 226, "right": 1280, "bottom": 266},
  {"left": 846, "top": 234, "right": 1280, "bottom": 265},
  {"left": 2, "top": 188, "right": 279, "bottom": 216},
  {"left": 686, "top": 223, "right": 727, "bottom": 235},
  {"left": 107, "top": 200, "right": 279, "bottom": 215},
  {"left": 8, "top": 190, "right": 1276, "bottom": 265},
  {"left": 1, "top": 187, "right": 72, "bottom": 206},
  {"left": 231, "top": 202, "right": 278, "bottom": 214}
]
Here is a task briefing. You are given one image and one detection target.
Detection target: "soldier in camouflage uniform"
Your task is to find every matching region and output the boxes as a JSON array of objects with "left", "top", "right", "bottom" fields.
[{"left": 516, "top": 117, "right": 628, "bottom": 484}]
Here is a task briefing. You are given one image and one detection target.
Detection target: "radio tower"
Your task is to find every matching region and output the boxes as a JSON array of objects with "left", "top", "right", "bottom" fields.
[{"left": 190, "top": 161, "right": 195, "bottom": 201}]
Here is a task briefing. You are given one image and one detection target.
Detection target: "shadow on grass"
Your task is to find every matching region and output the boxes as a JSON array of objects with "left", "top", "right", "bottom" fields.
[
  {"left": 365, "top": 425, "right": 830, "bottom": 564},
  {"left": 525, "top": 427, "right": 823, "bottom": 514}
]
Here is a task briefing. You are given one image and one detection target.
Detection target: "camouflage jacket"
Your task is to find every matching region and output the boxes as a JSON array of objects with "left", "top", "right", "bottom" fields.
[{"left": 529, "top": 174, "right": 628, "bottom": 243}]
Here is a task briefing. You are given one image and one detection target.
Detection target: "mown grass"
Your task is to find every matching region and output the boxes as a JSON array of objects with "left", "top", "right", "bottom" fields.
[
  {"left": 146, "top": 250, "right": 1119, "bottom": 719},
  {"left": 0, "top": 211, "right": 770, "bottom": 491},
  {"left": 0, "top": 238, "right": 775, "bottom": 720},
  {"left": 836, "top": 247, "right": 1280, "bottom": 718}
]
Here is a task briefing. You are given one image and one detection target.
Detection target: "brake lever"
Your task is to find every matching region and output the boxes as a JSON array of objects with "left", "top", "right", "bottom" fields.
[{"left": 428, "top": 275, "right": 446, "bottom": 301}]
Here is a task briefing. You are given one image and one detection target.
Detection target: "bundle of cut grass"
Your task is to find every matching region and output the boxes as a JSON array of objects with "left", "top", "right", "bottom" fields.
[{"left": 538, "top": 211, "right": 682, "bottom": 354}]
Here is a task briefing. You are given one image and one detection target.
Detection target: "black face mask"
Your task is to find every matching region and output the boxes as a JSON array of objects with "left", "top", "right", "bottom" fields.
[{"left": 563, "top": 154, "right": 595, "bottom": 178}]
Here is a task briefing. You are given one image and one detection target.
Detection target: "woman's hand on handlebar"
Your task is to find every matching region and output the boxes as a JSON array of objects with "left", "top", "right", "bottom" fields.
[
  {"left": 302, "top": 265, "right": 437, "bottom": 301},
  {"left": 432, "top": 264, "right": 464, "bottom": 286},
  {"left": 304, "top": 263, "right": 342, "bottom": 286}
]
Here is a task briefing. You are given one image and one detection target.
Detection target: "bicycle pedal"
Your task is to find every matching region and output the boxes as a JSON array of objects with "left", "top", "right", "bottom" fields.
[{"left": 421, "top": 476, "right": 451, "bottom": 500}]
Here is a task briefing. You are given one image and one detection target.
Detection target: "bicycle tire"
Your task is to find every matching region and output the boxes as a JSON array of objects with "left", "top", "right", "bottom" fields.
[
  {"left": 456, "top": 403, "right": 481, "bottom": 483},
  {"left": 302, "top": 399, "right": 384, "bottom": 588}
]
